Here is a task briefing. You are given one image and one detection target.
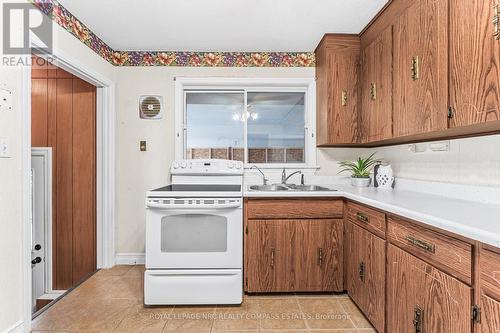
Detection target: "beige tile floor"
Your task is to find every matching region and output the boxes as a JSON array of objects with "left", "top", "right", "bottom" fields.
[{"left": 32, "top": 265, "right": 375, "bottom": 333}]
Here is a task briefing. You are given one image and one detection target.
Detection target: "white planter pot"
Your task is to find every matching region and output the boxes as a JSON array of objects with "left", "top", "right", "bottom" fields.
[{"left": 351, "top": 177, "right": 371, "bottom": 187}]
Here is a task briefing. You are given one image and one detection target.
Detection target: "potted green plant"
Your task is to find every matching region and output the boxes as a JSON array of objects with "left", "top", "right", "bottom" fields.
[{"left": 338, "top": 153, "right": 377, "bottom": 187}]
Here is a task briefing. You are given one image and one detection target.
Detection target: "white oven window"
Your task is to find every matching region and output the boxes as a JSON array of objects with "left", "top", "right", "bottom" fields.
[{"left": 161, "top": 214, "right": 228, "bottom": 252}]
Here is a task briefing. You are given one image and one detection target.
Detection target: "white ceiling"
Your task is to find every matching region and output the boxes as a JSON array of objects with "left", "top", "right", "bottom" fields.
[{"left": 58, "top": 0, "right": 389, "bottom": 52}]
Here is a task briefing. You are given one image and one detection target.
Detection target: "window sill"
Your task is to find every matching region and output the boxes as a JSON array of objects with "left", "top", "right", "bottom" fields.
[{"left": 244, "top": 164, "right": 320, "bottom": 170}]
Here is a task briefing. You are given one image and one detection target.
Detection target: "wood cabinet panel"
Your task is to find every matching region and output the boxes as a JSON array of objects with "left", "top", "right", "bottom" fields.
[
  {"left": 246, "top": 198, "right": 343, "bottom": 220},
  {"left": 345, "top": 222, "right": 385, "bottom": 333},
  {"left": 388, "top": 216, "right": 472, "bottom": 284},
  {"left": 296, "top": 219, "right": 343, "bottom": 291},
  {"left": 346, "top": 201, "right": 386, "bottom": 238},
  {"left": 361, "top": 25, "right": 393, "bottom": 143},
  {"left": 392, "top": 0, "right": 448, "bottom": 137},
  {"left": 450, "top": 0, "right": 500, "bottom": 127},
  {"left": 245, "top": 219, "right": 343, "bottom": 292},
  {"left": 482, "top": 294, "right": 500, "bottom": 333},
  {"left": 387, "top": 244, "right": 472, "bottom": 333},
  {"left": 246, "top": 219, "right": 295, "bottom": 292},
  {"left": 481, "top": 247, "right": 500, "bottom": 301},
  {"left": 316, "top": 35, "right": 360, "bottom": 145}
]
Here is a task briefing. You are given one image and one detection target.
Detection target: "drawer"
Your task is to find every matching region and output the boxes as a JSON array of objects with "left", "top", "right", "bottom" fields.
[
  {"left": 481, "top": 246, "right": 500, "bottom": 301},
  {"left": 246, "top": 198, "right": 343, "bottom": 219},
  {"left": 387, "top": 216, "right": 472, "bottom": 284},
  {"left": 346, "top": 201, "right": 386, "bottom": 238}
]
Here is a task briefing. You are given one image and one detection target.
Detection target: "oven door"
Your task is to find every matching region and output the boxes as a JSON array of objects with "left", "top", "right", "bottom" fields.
[{"left": 145, "top": 198, "right": 242, "bottom": 269}]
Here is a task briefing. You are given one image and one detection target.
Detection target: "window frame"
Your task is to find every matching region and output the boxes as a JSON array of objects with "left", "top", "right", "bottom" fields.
[{"left": 174, "top": 77, "right": 317, "bottom": 169}]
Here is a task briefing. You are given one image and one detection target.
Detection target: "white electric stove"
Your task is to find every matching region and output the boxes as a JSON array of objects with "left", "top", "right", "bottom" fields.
[{"left": 144, "top": 159, "right": 244, "bottom": 305}]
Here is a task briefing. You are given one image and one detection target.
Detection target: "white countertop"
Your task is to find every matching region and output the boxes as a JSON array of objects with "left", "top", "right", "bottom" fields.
[{"left": 244, "top": 184, "right": 500, "bottom": 248}]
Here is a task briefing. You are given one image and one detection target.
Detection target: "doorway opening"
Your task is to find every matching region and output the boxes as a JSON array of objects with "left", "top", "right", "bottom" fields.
[{"left": 30, "top": 55, "right": 97, "bottom": 314}]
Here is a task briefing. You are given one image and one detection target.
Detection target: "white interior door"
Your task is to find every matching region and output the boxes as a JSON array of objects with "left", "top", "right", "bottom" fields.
[{"left": 31, "top": 148, "right": 52, "bottom": 312}]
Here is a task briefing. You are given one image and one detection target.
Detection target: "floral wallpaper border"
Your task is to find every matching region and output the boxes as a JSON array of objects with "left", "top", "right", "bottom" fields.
[{"left": 30, "top": 0, "right": 315, "bottom": 67}]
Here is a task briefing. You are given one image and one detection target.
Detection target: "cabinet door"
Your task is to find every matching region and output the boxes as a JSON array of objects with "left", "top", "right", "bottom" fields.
[
  {"left": 345, "top": 222, "right": 385, "bottom": 333},
  {"left": 449, "top": 0, "right": 500, "bottom": 127},
  {"left": 361, "top": 26, "right": 393, "bottom": 143},
  {"left": 481, "top": 294, "right": 500, "bottom": 333},
  {"left": 387, "top": 244, "right": 472, "bottom": 333},
  {"left": 296, "top": 219, "right": 343, "bottom": 291},
  {"left": 329, "top": 51, "right": 360, "bottom": 144},
  {"left": 393, "top": 0, "right": 448, "bottom": 137},
  {"left": 246, "top": 219, "right": 295, "bottom": 292}
]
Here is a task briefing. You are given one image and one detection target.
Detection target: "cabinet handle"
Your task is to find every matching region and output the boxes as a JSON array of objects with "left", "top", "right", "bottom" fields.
[
  {"left": 356, "top": 212, "right": 369, "bottom": 224},
  {"left": 317, "top": 247, "right": 323, "bottom": 267},
  {"left": 358, "top": 261, "right": 365, "bottom": 282},
  {"left": 406, "top": 235, "right": 436, "bottom": 254},
  {"left": 270, "top": 248, "right": 275, "bottom": 268},
  {"left": 413, "top": 305, "right": 424, "bottom": 333},
  {"left": 341, "top": 90, "right": 348, "bottom": 106},
  {"left": 411, "top": 56, "right": 420, "bottom": 80},
  {"left": 494, "top": 4, "right": 500, "bottom": 40},
  {"left": 370, "top": 82, "right": 377, "bottom": 101}
]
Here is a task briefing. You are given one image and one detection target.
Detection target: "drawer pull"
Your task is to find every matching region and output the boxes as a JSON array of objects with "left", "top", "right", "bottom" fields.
[
  {"left": 270, "top": 249, "right": 275, "bottom": 268},
  {"left": 406, "top": 235, "right": 436, "bottom": 253},
  {"left": 356, "top": 212, "right": 369, "bottom": 223},
  {"left": 413, "top": 305, "right": 424, "bottom": 333},
  {"left": 359, "top": 261, "right": 365, "bottom": 282},
  {"left": 494, "top": 4, "right": 500, "bottom": 40},
  {"left": 317, "top": 247, "right": 323, "bottom": 267}
]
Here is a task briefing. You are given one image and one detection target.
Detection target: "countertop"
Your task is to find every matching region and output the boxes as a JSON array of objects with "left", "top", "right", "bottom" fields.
[{"left": 244, "top": 184, "right": 500, "bottom": 248}]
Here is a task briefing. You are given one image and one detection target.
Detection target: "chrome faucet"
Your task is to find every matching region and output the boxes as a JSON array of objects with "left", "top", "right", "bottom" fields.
[
  {"left": 281, "top": 169, "right": 303, "bottom": 185},
  {"left": 250, "top": 165, "right": 269, "bottom": 185}
]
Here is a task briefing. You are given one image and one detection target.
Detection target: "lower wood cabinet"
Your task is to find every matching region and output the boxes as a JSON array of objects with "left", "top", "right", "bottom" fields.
[
  {"left": 387, "top": 244, "right": 472, "bottom": 333},
  {"left": 345, "top": 222, "right": 385, "bottom": 333},
  {"left": 245, "top": 218, "right": 343, "bottom": 292},
  {"left": 481, "top": 294, "right": 500, "bottom": 333}
]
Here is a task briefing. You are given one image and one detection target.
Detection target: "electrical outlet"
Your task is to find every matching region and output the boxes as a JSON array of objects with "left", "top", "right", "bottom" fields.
[
  {"left": 140, "top": 140, "right": 147, "bottom": 151},
  {"left": 0, "top": 137, "right": 11, "bottom": 158},
  {"left": 0, "top": 88, "right": 13, "bottom": 112}
]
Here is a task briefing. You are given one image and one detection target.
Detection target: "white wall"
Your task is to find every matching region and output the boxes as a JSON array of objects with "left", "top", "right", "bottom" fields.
[
  {"left": 317, "top": 135, "right": 500, "bottom": 186},
  {"left": 115, "top": 67, "right": 314, "bottom": 254},
  {"left": 0, "top": 0, "right": 114, "bottom": 330}
]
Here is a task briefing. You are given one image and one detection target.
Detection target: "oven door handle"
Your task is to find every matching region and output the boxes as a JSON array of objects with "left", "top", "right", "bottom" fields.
[{"left": 146, "top": 202, "right": 242, "bottom": 209}]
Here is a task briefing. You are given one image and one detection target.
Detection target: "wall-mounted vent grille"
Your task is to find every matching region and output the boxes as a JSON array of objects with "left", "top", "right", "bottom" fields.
[{"left": 139, "top": 95, "right": 163, "bottom": 119}]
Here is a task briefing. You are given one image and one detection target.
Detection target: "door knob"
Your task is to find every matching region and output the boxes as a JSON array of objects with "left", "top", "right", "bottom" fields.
[
  {"left": 31, "top": 257, "right": 42, "bottom": 265},
  {"left": 34, "top": 244, "right": 42, "bottom": 251}
]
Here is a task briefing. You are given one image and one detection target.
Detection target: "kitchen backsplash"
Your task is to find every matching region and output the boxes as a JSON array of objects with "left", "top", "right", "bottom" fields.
[{"left": 317, "top": 134, "right": 500, "bottom": 187}]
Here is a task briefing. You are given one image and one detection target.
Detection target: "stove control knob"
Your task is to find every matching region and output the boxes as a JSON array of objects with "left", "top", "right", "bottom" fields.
[
  {"left": 180, "top": 161, "right": 187, "bottom": 168},
  {"left": 227, "top": 162, "right": 234, "bottom": 169},
  {"left": 235, "top": 163, "right": 242, "bottom": 169},
  {"left": 172, "top": 162, "right": 179, "bottom": 169}
]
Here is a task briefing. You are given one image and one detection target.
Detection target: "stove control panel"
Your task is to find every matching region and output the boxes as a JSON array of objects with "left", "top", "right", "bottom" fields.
[{"left": 171, "top": 159, "right": 243, "bottom": 175}]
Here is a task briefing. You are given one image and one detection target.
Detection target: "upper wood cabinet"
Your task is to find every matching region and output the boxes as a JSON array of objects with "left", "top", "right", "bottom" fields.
[
  {"left": 449, "top": 0, "right": 500, "bottom": 127},
  {"left": 360, "top": 26, "right": 393, "bottom": 143},
  {"left": 392, "top": 0, "right": 448, "bottom": 137},
  {"left": 316, "top": 35, "right": 360, "bottom": 145},
  {"left": 387, "top": 244, "right": 472, "bottom": 333}
]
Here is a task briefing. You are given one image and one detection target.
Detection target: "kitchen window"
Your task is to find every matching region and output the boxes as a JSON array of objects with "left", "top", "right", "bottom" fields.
[{"left": 175, "top": 78, "right": 316, "bottom": 167}]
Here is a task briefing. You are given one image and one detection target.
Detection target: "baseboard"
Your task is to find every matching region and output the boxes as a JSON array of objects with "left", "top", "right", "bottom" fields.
[
  {"left": 2, "top": 320, "right": 24, "bottom": 333},
  {"left": 115, "top": 252, "right": 145, "bottom": 265}
]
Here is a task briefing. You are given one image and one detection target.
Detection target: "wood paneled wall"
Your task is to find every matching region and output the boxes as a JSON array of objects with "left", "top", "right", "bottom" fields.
[{"left": 32, "top": 56, "right": 96, "bottom": 290}]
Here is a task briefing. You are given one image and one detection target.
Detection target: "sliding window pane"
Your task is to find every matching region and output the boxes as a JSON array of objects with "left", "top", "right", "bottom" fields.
[
  {"left": 185, "top": 92, "right": 245, "bottom": 161},
  {"left": 247, "top": 92, "right": 305, "bottom": 163}
]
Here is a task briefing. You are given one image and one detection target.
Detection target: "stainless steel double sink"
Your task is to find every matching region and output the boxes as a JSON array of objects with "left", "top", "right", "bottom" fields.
[{"left": 249, "top": 184, "right": 336, "bottom": 192}]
